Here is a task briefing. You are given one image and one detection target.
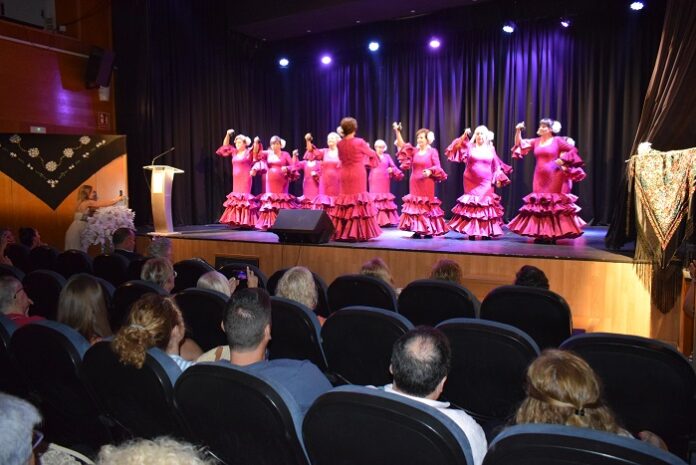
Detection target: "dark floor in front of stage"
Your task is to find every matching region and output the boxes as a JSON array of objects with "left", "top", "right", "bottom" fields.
[{"left": 139, "top": 224, "right": 636, "bottom": 263}]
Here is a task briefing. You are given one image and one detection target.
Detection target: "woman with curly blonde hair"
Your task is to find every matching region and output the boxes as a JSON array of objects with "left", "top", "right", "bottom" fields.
[
  {"left": 97, "top": 437, "right": 214, "bottom": 465},
  {"left": 112, "top": 294, "right": 197, "bottom": 371},
  {"left": 515, "top": 349, "right": 667, "bottom": 449},
  {"left": 276, "top": 266, "right": 324, "bottom": 325}
]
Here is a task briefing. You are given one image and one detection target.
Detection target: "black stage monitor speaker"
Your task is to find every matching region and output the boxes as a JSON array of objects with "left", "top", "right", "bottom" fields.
[
  {"left": 269, "top": 209, "right": 334, "bottom": 244},
  {"left": 85, "top": 47, "right": 115, "bottom": 89}
]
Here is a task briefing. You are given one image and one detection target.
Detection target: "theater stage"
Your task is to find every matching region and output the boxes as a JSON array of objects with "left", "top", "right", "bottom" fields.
[{"left": 135, "top": 225, "right": 679, "bottom": 346}]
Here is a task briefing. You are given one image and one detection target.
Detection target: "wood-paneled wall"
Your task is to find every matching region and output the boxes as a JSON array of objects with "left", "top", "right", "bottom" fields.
[{"left": 136, "top": 236, "right": 678, "bottom": 346}]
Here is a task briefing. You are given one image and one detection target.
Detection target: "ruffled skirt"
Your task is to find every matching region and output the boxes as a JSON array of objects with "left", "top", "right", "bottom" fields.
[
  {"left": 219, "top": 192, "right": 258, "bottom": 228},
  {"left": 398, "top": 194, "right": 448, "bottom": 236},
  {"left": 313, "top": 194, "right": 337, "bottom": 216},
  {"left": 297, "top": 195, "right": 320, "bottom": 210},
  {"left": 507, "top": 192, "right": 586, "bottom": 239},
  {"left": 255, "top": 193, "right": 298, "bottom": 229},
  {"left": 372, "top": 192, "right": 400, "bottom": 227},
  {"left": 448, "top": 193, "right": 505, "bottom": 237},
  {"left": 330, "top": 192, "right": 382, "bottom": 241}
]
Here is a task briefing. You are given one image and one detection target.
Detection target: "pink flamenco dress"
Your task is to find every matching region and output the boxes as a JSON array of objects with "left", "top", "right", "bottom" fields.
[
  {"left": 397, "top": 144, "right": 449, "bottom": 236},
  {"left": 507, "top": 137, "right": 587, "bottom": 240},
  {"left": 445, "top": 135, "right": 512, "bottom": 237},
  {"left": 296, "top": 155, "right": 321, "bottom": 209},
  {"left": 252, "top": 150, "right": 299, "bottom": 229},
  {"left": 216, "top": 144, "right": 259, "bottom": 228},
  {"left": 331, "top": 137, "right": 382, "bottom": 241},
  {"left": 307, "top": 145, "right": 341, "bottom": 215},
  {"left": 368, "top": 153, "right": 404, "bottom": 227}
]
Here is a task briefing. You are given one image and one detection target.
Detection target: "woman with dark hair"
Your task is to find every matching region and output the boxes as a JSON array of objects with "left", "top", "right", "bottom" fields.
[
  {"left": 57, "top": 274, "right": 112, "bottom": 344},
  {"left": 515, "top": 349, "right": 667, "bottom": 450},
  {"left": 216, "top": 130, "right": 259, "bottom": 228},
  {"left": 445, "top": 125, "right": 511, "bottom": 239},
  {"left": 514, "top": 265, "right": 549, "bottom": 289},
  {"left": 252, "top": 135, "right": 299, "bottom": 229},
  {"left": 112, "top": 294, "right": 196, "bottom": 371},
  {"left": 429, "top": 259, "right": 463, "bottom": 285},
  {"left": 508, "top": 119, "right": 586, "bottom": 244},
  {"left": 393, "top": 123, "right": 448, "bottom": 238},
  {"left": 330, "top": 117, "right": 381, "bottom": 241}
]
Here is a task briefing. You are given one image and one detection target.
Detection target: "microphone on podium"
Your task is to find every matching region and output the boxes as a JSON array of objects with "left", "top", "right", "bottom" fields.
[{"left": 150, "top": 146, "right": 175, "bottom": 166}]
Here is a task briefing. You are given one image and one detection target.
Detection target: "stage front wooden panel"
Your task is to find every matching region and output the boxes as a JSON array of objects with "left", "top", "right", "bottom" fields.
[
  {"left": 138, "top": 235, "right": 675, "bottom": 345},
  {"left": 0, "top": 155, "right": 128, "bottom": 248}
]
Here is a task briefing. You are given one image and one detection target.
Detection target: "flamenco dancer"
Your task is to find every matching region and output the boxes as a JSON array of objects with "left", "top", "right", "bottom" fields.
[
  {"left": 445, "top": 125, "right": 511, "bottom": 239},
  {"left": 331, "top": 117, "right": 382, "bottom": 241},
  {"left": 369, "top": 139, "right": 404, "bottom": 227},
  {"left": 508, "top": 119, "right": 586, "bottom": 243},
  {"left": 393, "top": 123, "right": 448, "bottom": 238},
  {"left": 305, "top": 132, "right": 341, "bottom": 215},
  {"left": 252, "top": 135, "right": 299, "bottom": 229},
  {"left": 295, "top": 146, "right": 321, "bottom": 209},
  {"left": 215, "top": 129, "right": 259, "bottom": 228}
]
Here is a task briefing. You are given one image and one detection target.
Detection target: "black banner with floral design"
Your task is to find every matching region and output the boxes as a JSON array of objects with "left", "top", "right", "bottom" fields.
[{"left": 0, "top": 134, "right": 126, "bottom": 210}]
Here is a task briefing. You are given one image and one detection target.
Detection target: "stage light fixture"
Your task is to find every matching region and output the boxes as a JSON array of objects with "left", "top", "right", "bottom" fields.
[
  {"left": 502, "top": 21, "right": 516, "bottom": 33},
  {"left": 321, "top": 55, "right": 332, "bottom": 65},
  {"left": 428, "top": 38, "right": 441, "bottom": 49},
  {"left": 630, "top": 1, "right": 644, "bottom": 10},
  {"left": 560, "top": 18, "right": 571, "bottom": 28},
  {"left": 278, "top": 58, "right": 289, "bottom": 67},
  {"left": 368, "top": 41, "right": 380, "bottom": 52}
]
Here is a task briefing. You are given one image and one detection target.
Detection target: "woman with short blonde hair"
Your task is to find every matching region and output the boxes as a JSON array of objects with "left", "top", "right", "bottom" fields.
[
  {"left": 141, "top": 257, "right": 175, "bottom": 292},
  {"left": 276, "top": 266, "right": 318, "bottom": 310}
]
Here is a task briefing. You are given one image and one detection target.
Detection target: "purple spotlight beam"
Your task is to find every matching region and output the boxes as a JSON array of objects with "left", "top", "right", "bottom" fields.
[
  {"left": 630, "top": 2, "right": 644, "bottom": 10},
  {"left": 321, "top": 55, "right": 332, "bottom": 65},
  {"left": 428, "top": 38, "right": 441, "bottom": 49}
]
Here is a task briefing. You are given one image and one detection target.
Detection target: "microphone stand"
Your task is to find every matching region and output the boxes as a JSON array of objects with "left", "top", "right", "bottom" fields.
[{"left": 150, "top": 147, "right": 175, "bottom": 166}]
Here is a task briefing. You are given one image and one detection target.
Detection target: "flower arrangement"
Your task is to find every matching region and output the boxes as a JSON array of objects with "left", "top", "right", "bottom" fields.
[{"left": 81, "top": 205, "right": 135, "bottom": 251}]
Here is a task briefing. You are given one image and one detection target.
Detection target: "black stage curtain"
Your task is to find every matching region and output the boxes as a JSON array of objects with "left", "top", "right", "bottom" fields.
[{"left": 113, "top": 0, "right": 665, "bottom": 227}]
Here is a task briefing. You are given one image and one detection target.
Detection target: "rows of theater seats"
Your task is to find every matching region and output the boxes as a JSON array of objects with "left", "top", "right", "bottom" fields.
[{"left": 0, "top": 251, "right": 693, "bottom": 464}]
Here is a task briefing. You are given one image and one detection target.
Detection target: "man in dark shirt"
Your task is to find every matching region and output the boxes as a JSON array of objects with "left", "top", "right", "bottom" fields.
[{"left": 112, "top": 227, "right": 143, "bottom": 262}]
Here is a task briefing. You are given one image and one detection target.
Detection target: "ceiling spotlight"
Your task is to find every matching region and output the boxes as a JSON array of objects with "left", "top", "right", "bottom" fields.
[
  {"left": 428, "top": 38, "right": 441, "bottom": 49},
  {"left": 368, "top": 41, "right": 380, "bottom": 52},
  {"left": 278, "top": 58, "right": 289, "bottom": 68},
  {"left": 502, "top": 21, "right": 516, "bottom": 34},
  {"left": 321, "top": 55, "right": 332, "bottom": 65},
  {"left": 560, "top": 18, "right": 571, "bottom": 28},
  {"left": 630, "top": 2, "right": 644, "bottom": 10}
]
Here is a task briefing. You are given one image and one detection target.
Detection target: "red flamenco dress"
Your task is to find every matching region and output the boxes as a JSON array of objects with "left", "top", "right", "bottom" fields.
[
  {"left": 445, "top": 135, "right": 511, "bottom": 237},
  {"left": 368, "top": 152, "right": 404, "bottom": 227},
  {"left": 252, "top": 150, "right": 299, "bottom": 229},
  {"left": 296, "top": 155, "right": 321, "bottom": 209},
  {"left": 507, "top": 137, "right": 586, "bottom": 240},
  {"left": 216, "top": 144, "right": 258, "bottom": 228},
  {"left": 397, "top": 144, "right": 449, "bottom": 236},
  {"left": 306, "top": 145, "right": 341, "bottom": 215},
  {"left": 331, "top": 137, "right": 382, "bottom": 241}
]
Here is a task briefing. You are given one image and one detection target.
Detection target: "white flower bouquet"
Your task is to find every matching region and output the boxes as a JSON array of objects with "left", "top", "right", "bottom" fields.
[{"left": 81, "top": 205, "right": 135, "bottom": 251}]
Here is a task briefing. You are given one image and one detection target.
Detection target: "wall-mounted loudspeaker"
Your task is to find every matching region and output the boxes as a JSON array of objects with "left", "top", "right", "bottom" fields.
[
  {"left": 85, "top": 47, "right": 115, "bottom": 89},
  {"left": 269, "top": 209, "right": 335, "bottom": 244}
]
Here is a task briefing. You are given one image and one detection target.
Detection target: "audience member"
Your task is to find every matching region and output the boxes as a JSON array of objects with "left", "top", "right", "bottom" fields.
[
  {"left": 382, "top": 327, "right": 487, "bottom": 465},
  {"left": 112, "top": 294, "right": 200, "bottom": 371},
  {"left": 360, "top": 257, "right": 400, "bottom": 294},
  {"left": 514, "top": 349, "right": 667, "bottom": 450},
  {"left": 0, "top": 276, "right": 42, "bottom": 327},
  {"left": 140, "top": 257, "right": 176, "bottom": 293},
  {"left": 112, "top": 228, "right": 142, "bottom": 262},
  {"left": 0, "top": 392, "right": 42, "bottom": 465},
  {"left": 514, "top": 265, "right": 550, "bottom": 289},
  {"left": 18, "top": 228, "right": 43, "bottom": 250},
  {"left": 1, "top": 228, "right": 14, "bottom": 266},
  {"left": 429, "top": 259, "right": 463, "bottom": 285},
  {"left": 275, "top": 266, "right": 325, "bottom": 324},
  {"left": 96, "top": 437, "right": 213, "bottom": 465},
  {"left": 148, "top": 237, "right": 173, "bottom": 261},
  {"left": 56, "top": 274, "right": 112, "bottom": 344},
  {"left": 200, "top": 288, "right": 332, "bottom": 414},
  {"left": 197, "top": 267, "right": 259, "bottom": 297}
]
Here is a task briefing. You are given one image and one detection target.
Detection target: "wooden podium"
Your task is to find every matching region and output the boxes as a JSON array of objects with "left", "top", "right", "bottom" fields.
[{"left": 143, "top": 165, "right": 184, "bottom": 234}]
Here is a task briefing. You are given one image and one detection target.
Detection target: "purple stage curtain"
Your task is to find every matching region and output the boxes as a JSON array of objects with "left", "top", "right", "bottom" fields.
[{"left": 113, "top": 0, "right": 665, "bottom": 228}]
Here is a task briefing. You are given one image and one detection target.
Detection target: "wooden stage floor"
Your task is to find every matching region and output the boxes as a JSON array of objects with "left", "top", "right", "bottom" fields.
[{"left": 136, "top": 225, "right": 677, "bottom": 346}]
